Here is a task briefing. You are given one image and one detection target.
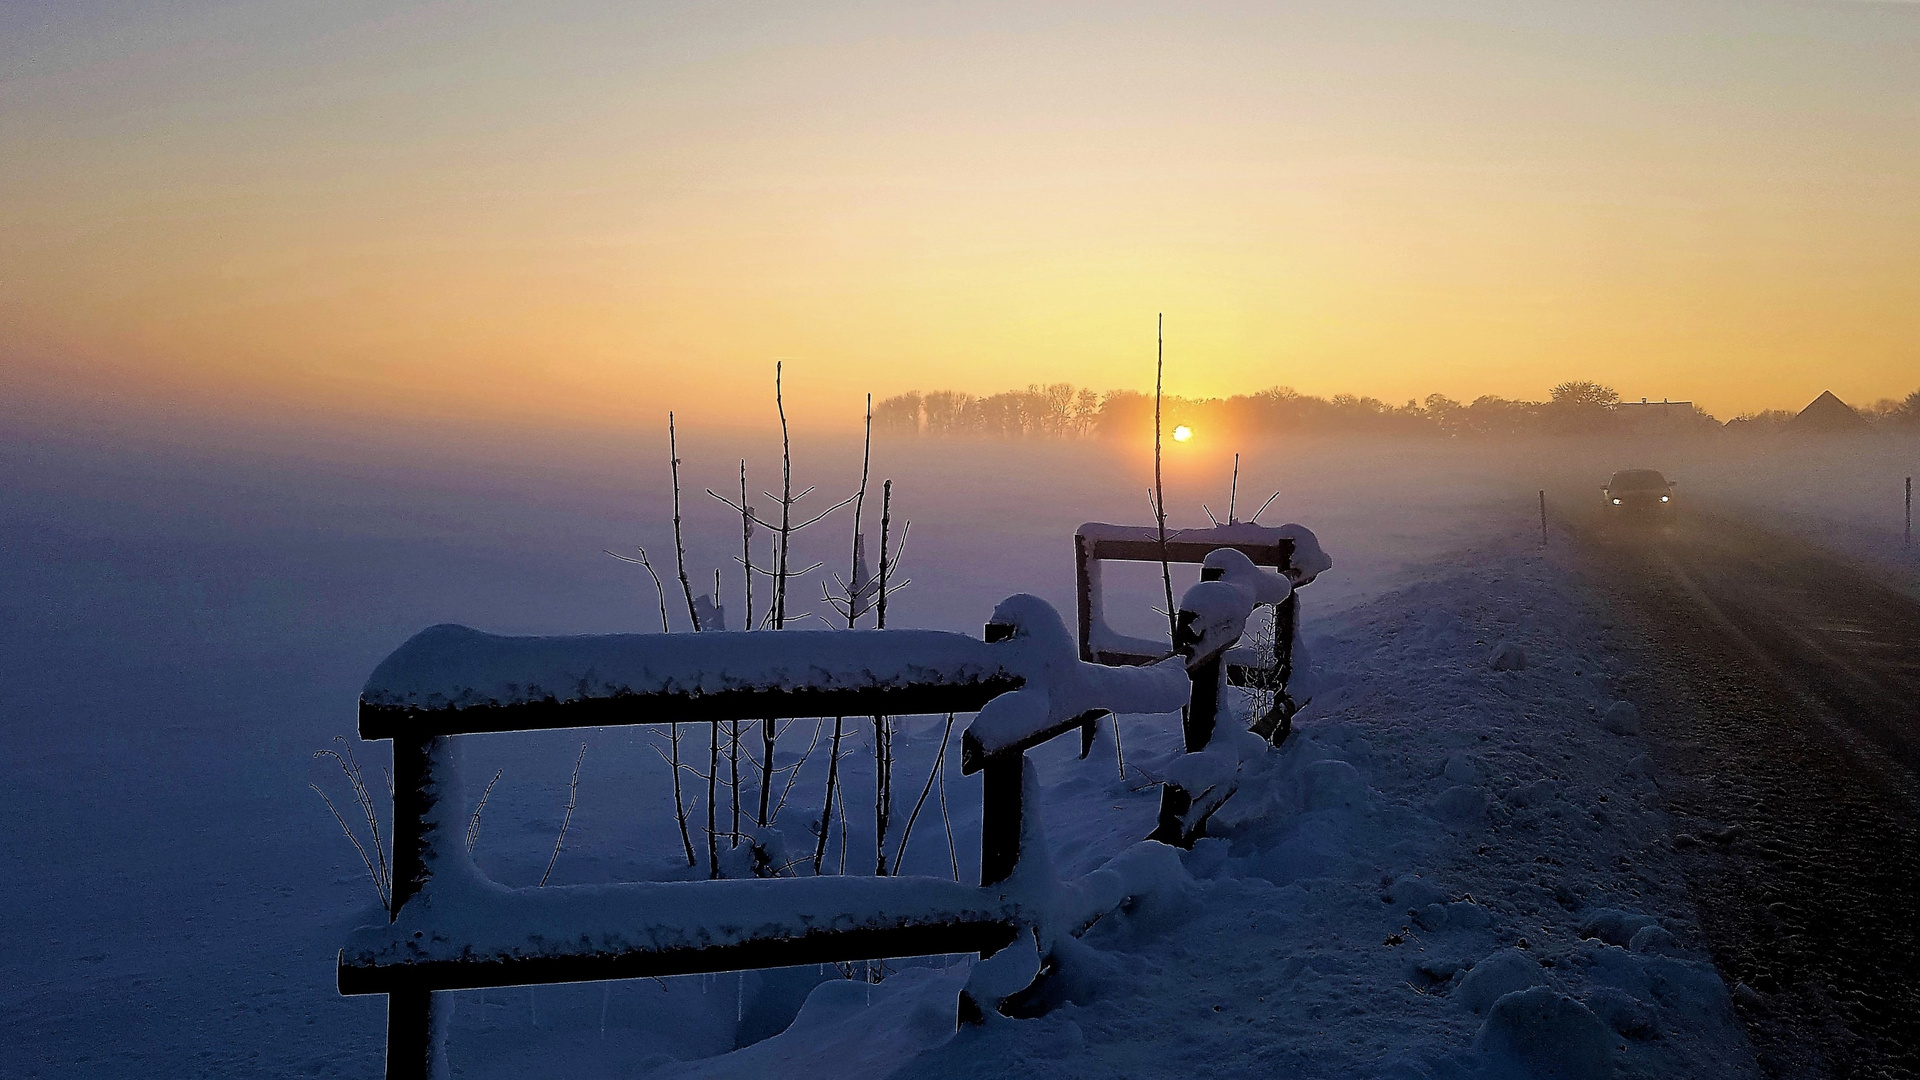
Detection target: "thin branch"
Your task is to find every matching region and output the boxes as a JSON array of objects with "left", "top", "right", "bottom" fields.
[
  {"left": 1153, "top": 313, "right": 1176, "bottom": 642},
  {"left": 311, "top": 783, "right": 390, "bottom": 912},
  {"left": 814, "top": 716, "right": 846, "bottom": 874},
  {"left": 739, "top": 462, "right": 755, "bottom": 634},
  {"left": 849, "top": 396, "right": 872, "bottom": 629},
  {"left": 937, "top": 745, "right": 959, "bottom": 882},
  {"left": 1250, "top": 491, "right": 1280, "bottom": 524},
  {"left": 316, "top": 739, "right": 388, "bottom": 900},
  {"left": 707, "top": 720, "right": 720, "bottom": 876},
  {"left": 775, "top": 363, "right": 793, "bottom": 629},
  {"left": 790, "top": 492, "right": 859, "bottom": 533},
  {"left": 614, "top": 545, "right": 693, "bottom": 864},
  {"left": 770, "top": 718, "right": 825, "bottom": 824},
  {"left": 605, "top": 547, "right": 672, "bottom": 634},
  {"left": 891, "top": 713, "right": 955, "bottom": 874},
  {"left": 1228, "top": 452, "right": 1240, "bottom": 522},
  {"left": 877, "top": 481, "right": 892, "bottom": 630},
  {"left": 467, "top": 768, "right": 503, "bottom": 853},
  {"left": 668, "top": 412, "right": 702, "bottom": 632},
  {"left": 540, "top": 743, "right": 587, "bottom": 887}
]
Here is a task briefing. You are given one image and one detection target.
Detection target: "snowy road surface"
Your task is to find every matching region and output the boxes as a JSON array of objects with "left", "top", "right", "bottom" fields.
[{"left": 1576, "top": 509, "right": 1920, "bottom": 1079}]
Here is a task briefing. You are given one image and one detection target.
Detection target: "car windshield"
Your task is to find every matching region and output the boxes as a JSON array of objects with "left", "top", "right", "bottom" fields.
[{"left": 1610, "top": 469, "right": 1668, "bottom": 490}]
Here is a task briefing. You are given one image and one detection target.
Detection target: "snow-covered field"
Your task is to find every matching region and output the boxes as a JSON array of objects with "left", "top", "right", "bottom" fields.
[{"left": 0, "top": 416, "right": 1796, "bottom": 1078}]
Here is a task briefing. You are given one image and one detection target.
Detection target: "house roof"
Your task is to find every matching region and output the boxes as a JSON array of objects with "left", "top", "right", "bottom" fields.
[{"left": 1788, "top": 390, "right": 1868, "bottom": 434}]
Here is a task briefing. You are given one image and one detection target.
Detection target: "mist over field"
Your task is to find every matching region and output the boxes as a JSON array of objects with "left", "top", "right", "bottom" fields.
[
  {"left": 8, "top": 0, "right": 1920, "bottom": 1072},
  {"left": 4, "top": 401, "right": 1915, "bottom": 1075}
]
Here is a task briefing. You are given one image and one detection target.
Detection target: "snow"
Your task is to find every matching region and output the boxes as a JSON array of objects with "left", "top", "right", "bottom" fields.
[
  {"left": 1074, "top": 521, "right": 1332, "bottom": 588},
  {"left": 1079, "top": 521, "right": 1329, "bottom": 661},
  {"left": 362, "top": 623, "right": 1012, "bottom": 713},
  {"left": 1, "top": 426, "right": 1775, "bottom": 1079},
  {"left": 961, "top": 594, "right": 1189, "bottom": 760},
  {"left": 347, "top": 868, "right": 1023, "bottom": 975},
  {"left": 891, "top": 526, "right": 1754, "bottom": 1080}
]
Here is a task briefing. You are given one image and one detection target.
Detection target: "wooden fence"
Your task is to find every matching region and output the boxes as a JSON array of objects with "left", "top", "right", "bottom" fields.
[{"left": 337, "top": 588, "right": 1257, "bottom": 1079}]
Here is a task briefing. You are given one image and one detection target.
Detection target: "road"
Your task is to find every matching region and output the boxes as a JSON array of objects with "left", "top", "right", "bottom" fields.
[{"left": 1570, "top": 505, "right": 1920, "bottom": 1080}]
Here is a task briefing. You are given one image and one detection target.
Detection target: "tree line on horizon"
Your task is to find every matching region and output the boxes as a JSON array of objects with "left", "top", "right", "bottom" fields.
[{"left": 874, "top": 382, "right": 1920, "bottom": 439}]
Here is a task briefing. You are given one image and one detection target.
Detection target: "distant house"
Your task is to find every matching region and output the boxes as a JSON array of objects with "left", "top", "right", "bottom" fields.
[
  {"left": 1786, "top": 390, "right": 1868, "bottom": 434},
  {"left": 1616, "top": 398, "right": 1700, "bottom": 436}
]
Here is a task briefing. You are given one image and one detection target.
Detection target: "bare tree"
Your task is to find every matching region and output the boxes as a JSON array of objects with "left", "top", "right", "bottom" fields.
[
  {"left": 1153, "top": 313, "right": 1176, "bottom": 642},
  {"left": 669, "top": 412, "right": 702, "bottom": 632},
  {"left": 606, "top": 546, "right": 696, "bottom": 866}
]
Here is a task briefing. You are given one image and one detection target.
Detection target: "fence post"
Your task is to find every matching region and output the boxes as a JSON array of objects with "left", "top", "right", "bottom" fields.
[
  {"left": 385, "top": 990, "right": 438, "bottom": 1080},
  {"left": 978, "top": 751, "right": 1024, "bottom": 887},
  {"left": 1073, "top": 534, "right": 1094, "bottom": 662},
  {"left": 1185, "top": 651, "right": 1222, "bottom": 754},
  {"left": 1906, "top": 476, "right": 1912, "bottom": 547},
  {"left": 1274, "top": 591, "right": 1298, "bottom": 695},
  {"left": 384, "top": 735, "right": 455, "bottom": 1080},
  {"left": 1539, "top": 490, "right": 1547, "bottom": 546}
]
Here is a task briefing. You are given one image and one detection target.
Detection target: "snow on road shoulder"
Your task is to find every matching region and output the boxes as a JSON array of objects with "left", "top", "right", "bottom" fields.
[{"left": 898, "top": 528, "right": 1756, "bottom": 1080}]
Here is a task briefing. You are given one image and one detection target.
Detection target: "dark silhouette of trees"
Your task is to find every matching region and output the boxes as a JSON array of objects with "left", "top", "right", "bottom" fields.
[{"left": 864, "top": 378, "right": 1920, "bottom": 440}]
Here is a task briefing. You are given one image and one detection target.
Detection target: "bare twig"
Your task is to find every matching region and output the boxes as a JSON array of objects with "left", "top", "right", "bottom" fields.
[
  {"left": 891, "top": 713, "right": 955, "bottom": 874},
  {"left": 814, "top": 716, "right": 846, "bottom": 874},
  {"left": 315, "top": 739, "right": 390, "bottom": 904},
  {"left": 789, "top": 491, "right": 859, "bottom": 533},
  {"left": 615, "top": 549, "right": 695, "bottom": 864},
  {"left": 877, "top": 481, "right": 892, "bottom": 630},
  {"left": 311, "top": 783, "right": 390, "bottom": 912},
  {"left": 836, "top": 748, "right": 851, "bottom": 876},
  {"left": 1153, "top": 313, "right": 1176, "bottom": 643},
  {"left": 605, "top": 547, "right": 671, "bottom": 635},
  {"left": 873, "top": 713, "right": 892, "bottom": 875},
  {"left": 668, "top": 412, "right": 701, "bottom": 632},
  {"left": 467, "top": 768, "right": 503, "bottom": 854},
  {"left": 775, "top": 363, "right": 794, "bottom": 629},
  {"left": 1228, "top": 452, "right": 1240, "bottom": 522},
  {"left": 1250, "top": 491, "right": 1280, "bottom": 524},
  {"left": 937, "top": 741, "right": 959, "bottom": 881},
  {"left": 707, "top": 720, "right": 720, "bottom": 876},
  {"left": 729, "top": 716, "right": 741, "bottom": 846},
  {"left": 770, "top": 718, "right": 825, "bottom": 824},
  {"left": 738, "top": 462, "right": 755, "bottom": 633},
  {"left": 540, "top": 744, "right": 587, "bottom": 887}
]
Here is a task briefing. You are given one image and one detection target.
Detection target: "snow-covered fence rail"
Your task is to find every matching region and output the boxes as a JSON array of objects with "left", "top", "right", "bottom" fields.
[
  {"left": 1075, "top": 521, "right": 1330, "bottom": 738},
  {"left": 336, "top": 597, "right": 1214, "bottom": 1079}
]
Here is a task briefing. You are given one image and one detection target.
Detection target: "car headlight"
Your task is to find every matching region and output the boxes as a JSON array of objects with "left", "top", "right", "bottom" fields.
[
  {"left": 1611, "top": 498, "right": 1622, "bottom": 505},
  {"left": 1660, "top": 495, "right": 1669, "bottom": 502}
]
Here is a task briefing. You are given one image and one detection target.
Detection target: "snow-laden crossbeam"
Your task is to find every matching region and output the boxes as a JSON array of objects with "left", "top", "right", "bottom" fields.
[
  {"left": 359, "top": 624, "right": 1023, "bottom": 738},
  {"left": 1074, "top": 520, "right": 1331, "bottom": 586},
  {"left": 1074, "top": 519, "right": 1330, "bottom": 667},
  {"left": 339, "top": 872, "right": 1025, "bottom": 994},
  {"left": 962, "top": 594, "right": 1191, "bottom": 769}
]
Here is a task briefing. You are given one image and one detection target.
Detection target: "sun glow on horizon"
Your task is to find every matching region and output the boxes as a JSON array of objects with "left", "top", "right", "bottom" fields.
[{"left": 3, "top": 2, "right": 1917, "bottom": 432}]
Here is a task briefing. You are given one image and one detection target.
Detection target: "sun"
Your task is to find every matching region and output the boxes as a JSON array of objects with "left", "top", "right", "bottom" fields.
[{"left": 1172, "top": 425, "right": 1192, "bottom": 442}]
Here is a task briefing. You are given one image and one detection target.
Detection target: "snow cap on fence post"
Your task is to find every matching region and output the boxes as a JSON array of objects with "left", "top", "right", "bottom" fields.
[
  {"left": 1175, "top": 579, "right": 1259, "bottom": 664},
  {"left": 1200, "top": 547, "right": 1293, "bottom": 606},
  {"left": 964, "top": 595, "right": 1190, "bottom": 765}
]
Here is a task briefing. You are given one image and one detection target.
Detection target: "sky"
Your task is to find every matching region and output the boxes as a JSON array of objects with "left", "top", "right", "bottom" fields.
[{"left": 3, "top": 0, "right": 1918, "bottom": 434}]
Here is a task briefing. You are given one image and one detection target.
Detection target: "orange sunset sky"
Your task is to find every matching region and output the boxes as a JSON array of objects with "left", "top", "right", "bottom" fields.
[{"left": 3, "top": 1, "right": 1917, "bottom": 433}]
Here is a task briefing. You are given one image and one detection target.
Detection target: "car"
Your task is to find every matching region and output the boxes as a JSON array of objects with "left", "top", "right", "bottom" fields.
[{"left": 1603, "top": 468, "right": 1676, "bottom": 521}]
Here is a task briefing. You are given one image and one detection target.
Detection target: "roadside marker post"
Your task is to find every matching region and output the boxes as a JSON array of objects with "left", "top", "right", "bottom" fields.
[
  {"left": 1539, "top": 490, "right": 1548, "bottom": 547},
  {"left": 1906, "top": 476, "right": 1912, "bottom": 548}
]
